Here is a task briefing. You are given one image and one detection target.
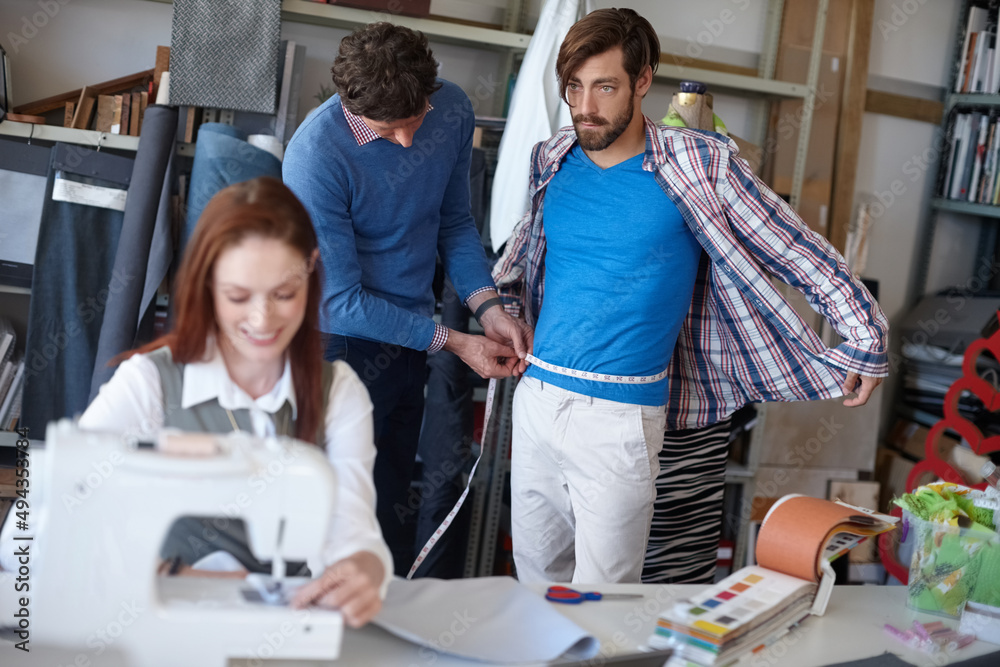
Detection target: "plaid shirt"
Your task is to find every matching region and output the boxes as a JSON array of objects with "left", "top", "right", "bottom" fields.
[{"left": 493, "top": 116, "right": 889, "bottom": 430}]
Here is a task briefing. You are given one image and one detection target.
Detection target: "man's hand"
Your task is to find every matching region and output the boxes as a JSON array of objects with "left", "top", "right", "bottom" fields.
[
  {"left": 842, "top": 373, "right": 882, "bottom": 407},
  {"left": 290, "top": 551, "right": 384, "bottom": 628},
  {"left": 444, "top": 331, "right": 520, "bottom": 378},
  {"left": 479, "top": 307, "right": 533, "bottom": 376}
]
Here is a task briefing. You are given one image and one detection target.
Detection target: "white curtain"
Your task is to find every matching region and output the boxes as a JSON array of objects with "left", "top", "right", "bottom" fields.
[{"left": 489, "top": 0, "right": 595, "bottom": 252}]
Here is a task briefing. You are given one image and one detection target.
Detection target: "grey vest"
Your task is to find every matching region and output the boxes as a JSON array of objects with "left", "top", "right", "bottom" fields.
[{"left": 146, "top": 346, "right": 333, "bottom": 445}]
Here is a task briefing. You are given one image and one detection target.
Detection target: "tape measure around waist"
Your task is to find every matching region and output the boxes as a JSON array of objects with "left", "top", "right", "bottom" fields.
[{"left": 524, "top": 354, "right": 670, "bottom": 384}]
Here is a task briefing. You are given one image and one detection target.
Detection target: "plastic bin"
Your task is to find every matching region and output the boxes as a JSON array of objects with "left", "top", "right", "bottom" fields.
[{"left": 904, "top": 510, "right": 1000, "bottom": 618}]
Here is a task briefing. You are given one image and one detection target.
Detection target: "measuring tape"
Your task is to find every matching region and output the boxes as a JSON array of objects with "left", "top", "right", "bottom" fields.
[
  {"left": 524, "top": 354, "right": 670, "bottom": 384},
  {"left": 407, "top": 378, "right": 497, "bottom": 578},
  {"left": 406, "top": 355, "right": 669, "bottom": 578}
]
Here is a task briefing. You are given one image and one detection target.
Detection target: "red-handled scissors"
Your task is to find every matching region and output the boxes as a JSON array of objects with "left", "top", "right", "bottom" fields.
[{"left": 545, "top": 586, "right": 644, "bottom": 604}]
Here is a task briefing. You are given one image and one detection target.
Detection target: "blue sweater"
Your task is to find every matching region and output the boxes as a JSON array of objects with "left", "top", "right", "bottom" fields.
[{"left": 283, "top": 79, "right": 494, "bottom": 350}]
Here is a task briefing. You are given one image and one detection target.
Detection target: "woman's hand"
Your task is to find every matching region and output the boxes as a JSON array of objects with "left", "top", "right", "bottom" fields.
[{"left": 290, "top": 551, "right": 385, "bottom": 628}]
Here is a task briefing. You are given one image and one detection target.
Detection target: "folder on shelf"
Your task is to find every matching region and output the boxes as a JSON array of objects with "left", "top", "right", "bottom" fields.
[{"left": 649, "top": 495, "right": 897, "bottom": 666}]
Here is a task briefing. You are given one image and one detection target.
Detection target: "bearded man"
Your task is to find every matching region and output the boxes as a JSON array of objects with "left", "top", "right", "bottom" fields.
[{"left": 493, "top": 8, "right": 888, "bottom": 584}]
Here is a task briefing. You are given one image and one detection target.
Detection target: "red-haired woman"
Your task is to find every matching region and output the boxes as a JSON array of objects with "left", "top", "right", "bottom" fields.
[{"left": 79, "top": 177, "right": 390, "bottom": 628}]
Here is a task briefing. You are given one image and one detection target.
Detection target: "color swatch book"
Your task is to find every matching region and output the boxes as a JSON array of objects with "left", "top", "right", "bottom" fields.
[{"left": 649, "top": 495, "right": 898, "bottom": 666}]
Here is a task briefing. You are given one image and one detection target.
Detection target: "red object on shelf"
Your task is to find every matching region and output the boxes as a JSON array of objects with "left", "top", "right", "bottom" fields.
[
  {"left": 879, "top": 312, "right": 998, "bottom": 584},
  {"left": 312, "top": 0, "right": 431, "bottom": 18}
]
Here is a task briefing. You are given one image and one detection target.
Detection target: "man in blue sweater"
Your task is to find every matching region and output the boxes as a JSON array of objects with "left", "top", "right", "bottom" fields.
[{"left": 284, "top": 23, "right": 531, "bottom": 575}]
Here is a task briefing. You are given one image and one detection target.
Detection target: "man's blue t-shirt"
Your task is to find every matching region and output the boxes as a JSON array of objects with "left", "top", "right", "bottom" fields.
[{"left": 526, "top": 144, "right": 702, "bottom": 406}]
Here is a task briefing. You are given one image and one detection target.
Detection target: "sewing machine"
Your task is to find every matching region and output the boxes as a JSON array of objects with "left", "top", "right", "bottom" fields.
[{"left": 29, "top": 420, "right": 343, "bottom": 666}]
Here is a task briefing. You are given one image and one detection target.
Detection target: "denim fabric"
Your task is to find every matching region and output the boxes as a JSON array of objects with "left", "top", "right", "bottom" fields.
[
  {"left": 184, "top": 122, "right": 281, "bottom": 252},
  {"left": 325, "top": 334, "right": 426, "bottom": 577},
  {"left": 413, "top": 279, "right": 473, "bottom": 578},
  {"left": 21, "top": 143, "right": 133, "bottom": 436}
]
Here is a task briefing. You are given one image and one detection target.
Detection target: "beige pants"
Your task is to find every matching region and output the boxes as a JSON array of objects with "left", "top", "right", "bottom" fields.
[{"left": 510, "top": 375, "right": 666, "bottom": 584}]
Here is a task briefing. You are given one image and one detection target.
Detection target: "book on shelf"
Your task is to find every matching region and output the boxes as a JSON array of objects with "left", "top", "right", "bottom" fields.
[
  {"left": 0, "top": 319, "right": 14, "bottom": 368},
  {"left": 0, "top": 358, "right": 24, "bottom": 432},
  {"left": 0, "top": 360, "right": 15, "bottom": 407},
  {"left": 649, "top": 495, "right": 897, "bottom": 667},
  {"left": 95, "top": 94, "right": 115, "bottom": 133},
  {"left": 972, "top": 31, "right": 993, "bottom": 93},
  {"left": 969, "top": 114, "right": 989, "bottom": 202},
  {"left": 958, "top": 7, "right": 989, "bottom": 93},
  {"left": 120, "top": 92, "right": 131, "bottom": 136}
]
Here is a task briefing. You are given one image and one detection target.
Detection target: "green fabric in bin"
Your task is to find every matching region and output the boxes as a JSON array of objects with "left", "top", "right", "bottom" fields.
[
  {"left": 896, "top": 484, "right": 1000, "bottom": 616},
  {"left": 971, "top": 541, "right": 1000, "bottom": 606}
]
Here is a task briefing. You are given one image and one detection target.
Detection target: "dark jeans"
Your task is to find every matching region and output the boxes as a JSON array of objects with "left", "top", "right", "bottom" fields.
[
  {"left": 413, "top": 280, "right": 473, "bottom": 578},
  {"left": 325, "top": 335, "right": 426, "bottom": 577}
]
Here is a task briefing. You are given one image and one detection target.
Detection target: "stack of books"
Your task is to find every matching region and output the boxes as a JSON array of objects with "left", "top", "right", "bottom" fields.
[
  {"left": 956, "top": 4, "right": 1000, "bottom": 95},
  {"left": 648, "top": 496, "right": 897, "bottom": 666},
  {"left": 941, "top": 111, "right": 1000, "bottom": 205}
]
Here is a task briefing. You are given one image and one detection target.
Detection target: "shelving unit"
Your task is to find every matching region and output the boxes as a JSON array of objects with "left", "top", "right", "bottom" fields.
[
  {"left": 142, "top": 0, "right": 532, "bottom": 50},
  {"left": 912, "top": 0, "right": 1000, "bottom": 299},
  {"left": 0, "top": 120, "right": 196, "bottom": 156},
  {"left": 0, "top": 120, "right": 139, "bottom": 152}
]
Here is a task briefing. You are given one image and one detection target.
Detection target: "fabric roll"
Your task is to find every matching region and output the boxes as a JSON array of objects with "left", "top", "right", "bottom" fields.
[
  {"left": 489, "top": 0, "right": 594, "bottom": 252},
  {"left": 89, "top": 105, "right": 179, "bottom": 400},
  {"left": 184, "top": 123, "right": 283, "bottom": 253},
  {"left": 21, "top": 144, "right": 133, "bottom": 436},
  {"left": 169, "top": 0, "right": 281, "bottom": 113}
]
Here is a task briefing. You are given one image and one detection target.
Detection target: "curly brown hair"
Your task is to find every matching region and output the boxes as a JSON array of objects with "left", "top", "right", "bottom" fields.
[
  {"left": 331, "top": 22, "right": 442, "bottom": 121},
  {"left": 556, "top": 8, "right": 660, "bottom": 103}
]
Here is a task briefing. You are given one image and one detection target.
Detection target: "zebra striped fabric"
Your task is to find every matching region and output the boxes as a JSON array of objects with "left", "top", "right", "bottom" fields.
[{"left": 642, "top": 416, "right": 733, "bottom": 584}]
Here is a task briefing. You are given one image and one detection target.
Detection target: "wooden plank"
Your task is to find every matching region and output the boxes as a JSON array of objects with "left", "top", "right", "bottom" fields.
[
  {"left": 658, "top": 53, "right": 759, "bottom": 79},
  {"left": 829, "top": 0, "right": 875, "bottom": 255},
  {"left": 13, "top": 69, "right": 154, "bottom": 116},
  {"left": 864, "top": 89, "right": 943, "bottom": 125},
  {"left": 70, "top": 86, "right": 98, "bottom": 130},
  {"left": 154, "top": 46, "right": 170, "bottom": 86}
]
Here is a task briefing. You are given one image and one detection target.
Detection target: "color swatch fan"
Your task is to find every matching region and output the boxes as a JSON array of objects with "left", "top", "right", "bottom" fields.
[{"left": 649, "top": 495, "right": 897, "bottom": 666}]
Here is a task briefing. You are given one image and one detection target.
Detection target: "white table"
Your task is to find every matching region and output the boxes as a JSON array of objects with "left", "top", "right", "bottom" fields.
[
  {"left": 3, "top": 583, "right": 997, "bottom": 666},
  {"left": 323, "top": 584, "right": 998, "bottom": 667}
]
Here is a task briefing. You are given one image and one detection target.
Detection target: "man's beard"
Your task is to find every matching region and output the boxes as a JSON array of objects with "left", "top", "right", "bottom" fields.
[{"left": 572, "top": 95, "right": 634, "bottom": 151}]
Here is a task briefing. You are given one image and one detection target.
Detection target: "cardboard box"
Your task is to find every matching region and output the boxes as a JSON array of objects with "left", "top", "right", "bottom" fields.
[
  {"left": 887, "top": 418, "right": 960, "bottom": 460},
  {"left": 876, "top": 447, "right": 914, "bottom": 512}
]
